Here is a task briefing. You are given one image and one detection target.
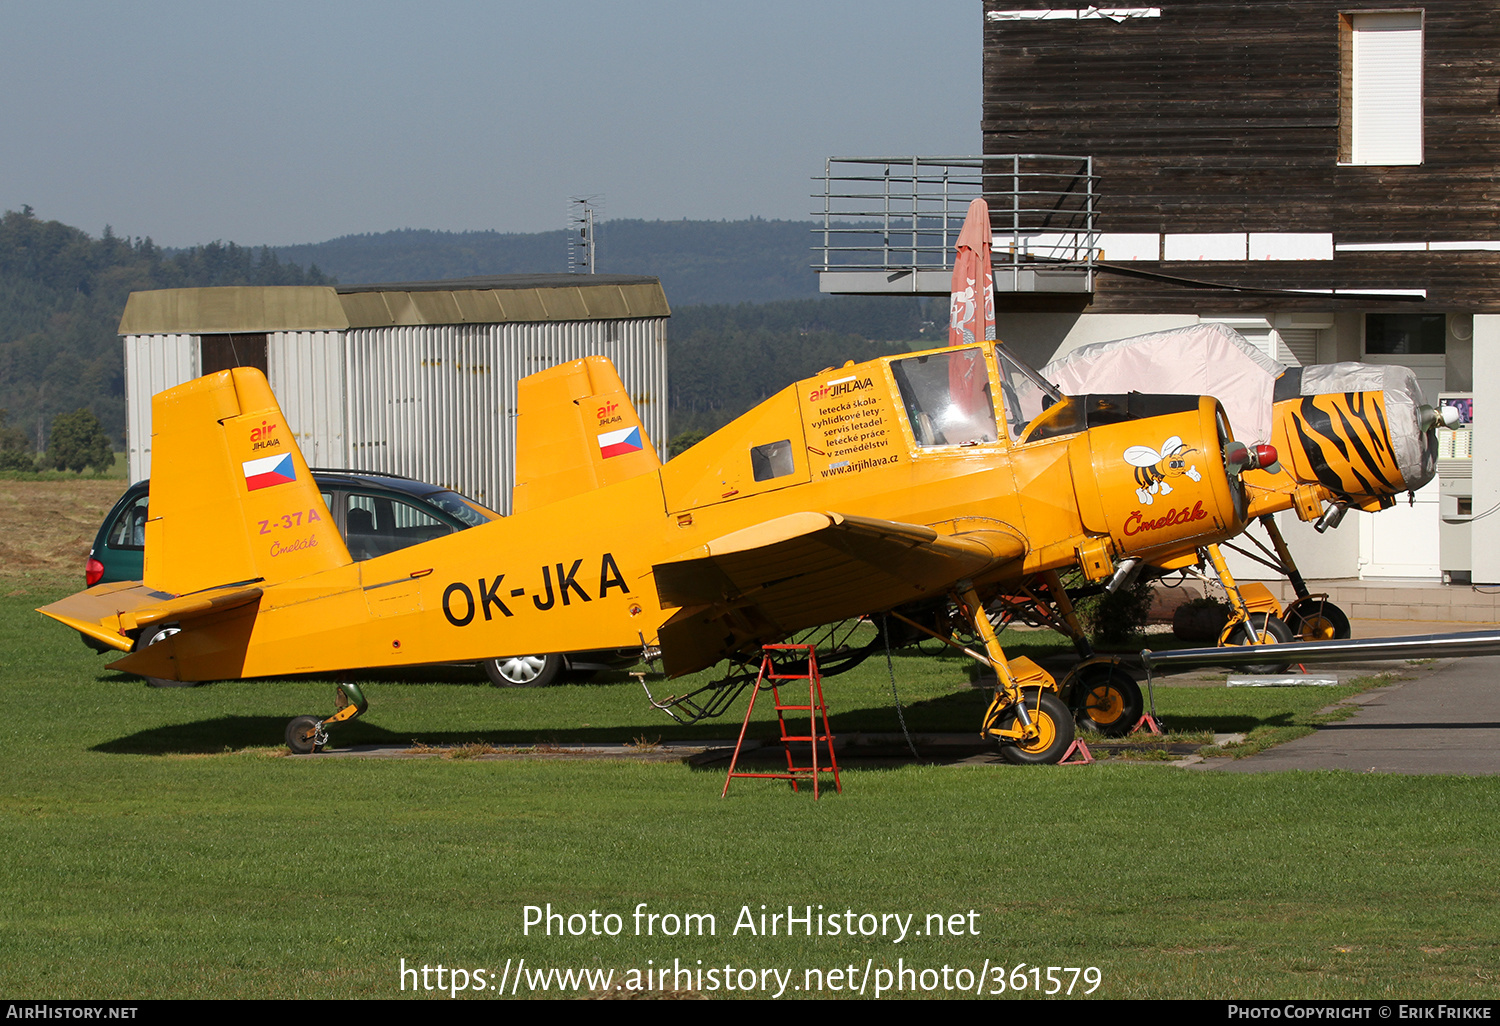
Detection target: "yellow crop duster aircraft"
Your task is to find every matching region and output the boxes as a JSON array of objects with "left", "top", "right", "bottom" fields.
[
  {"left": 40, "top": 336, "right": 1269, "bottom": 763},
  {"left": 1040, "top": 326, "right": 1455, "bottom": 666}
]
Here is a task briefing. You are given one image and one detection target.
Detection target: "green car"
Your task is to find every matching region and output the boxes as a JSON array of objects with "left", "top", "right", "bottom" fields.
[{"left": 88, "top": 469, "right": 499, "bottom": 587}]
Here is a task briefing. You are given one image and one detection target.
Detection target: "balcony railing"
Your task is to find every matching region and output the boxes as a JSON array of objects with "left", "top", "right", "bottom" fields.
[{"left": 813, "top": 155, "right": 1098, "bottom": 293}]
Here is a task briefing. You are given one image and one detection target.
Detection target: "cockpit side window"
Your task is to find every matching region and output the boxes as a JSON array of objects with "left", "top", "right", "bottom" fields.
[{"left": 891, "top": 349, "right": 1000, "bottom": 448}]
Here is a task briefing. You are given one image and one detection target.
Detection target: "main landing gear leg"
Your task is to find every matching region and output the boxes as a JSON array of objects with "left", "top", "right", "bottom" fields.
[
  {"left": 1042, "top": 570, "right": 1094, "bottom": 660},
  {"left": 285, "top": 681, "right": 369, "bottom": 754},
  {"left": 959, "top": 581, "right": 1075, "bottom": 765},
  {"left": 1207, "top": 544, "right": 1293, "bottom": 674},
  {"left": 1257, "top": 515, "right": 1351, "bottom": 642}
]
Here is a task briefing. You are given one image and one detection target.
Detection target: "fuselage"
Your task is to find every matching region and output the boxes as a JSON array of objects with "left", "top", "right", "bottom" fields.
[{"left": 106, "top": 342, "right": 1252, "bottom": 681}]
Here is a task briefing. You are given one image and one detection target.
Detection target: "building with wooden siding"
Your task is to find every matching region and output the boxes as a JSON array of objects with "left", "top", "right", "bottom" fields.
[
  {"left": 119, "top": 275, "right": 669, "bottom": 514},
  {"left": 823, "top": 2, "right": 1500, "bottom": 583},
  {"left": 978, "top": 1, "right": 1500, "bottom": 583}
]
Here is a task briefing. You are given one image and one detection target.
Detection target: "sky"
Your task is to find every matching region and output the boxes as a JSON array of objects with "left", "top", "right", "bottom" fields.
[{"left": 0, "top": 1, "right": 979, "bottom": 249}]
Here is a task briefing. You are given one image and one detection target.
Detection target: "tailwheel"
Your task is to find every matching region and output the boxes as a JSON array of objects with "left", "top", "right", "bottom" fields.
[
  {"left": 1219, "top": 612, "right": 1294, "bottom": 674},
  {"left": 283, "top": 681, "right": 369, "bottom": 753},
  {"left": 1284, "top": 598, "right": 1351, "bottom": 642},
  {"left": 285, "top": 715, "right": 326, "bottom": 755},
  {"left": 1069, "top": 663, "right": 1144, "bottom": 737},
  {"left": 991, "top": 687, "right": 1076, "bottom": 765}
]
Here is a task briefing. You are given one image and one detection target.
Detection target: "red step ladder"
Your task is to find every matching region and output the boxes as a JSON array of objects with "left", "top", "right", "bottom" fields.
[{"left": 722, "top": 644, "right": 841, "bottom": 799}]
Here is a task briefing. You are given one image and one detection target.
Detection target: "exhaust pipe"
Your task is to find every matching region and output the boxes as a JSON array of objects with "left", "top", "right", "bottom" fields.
[
  {"left": 1104, "top": 557, "right": 1142, "bottom": 594},
  {"left": 1315, "top": 502, "right": 1349, "bottom": 534}
]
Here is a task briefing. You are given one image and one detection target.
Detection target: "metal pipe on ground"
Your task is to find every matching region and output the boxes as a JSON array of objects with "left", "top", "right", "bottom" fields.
[{"left": 1141, "top": 629, "right": 1500, "bottom": 672}]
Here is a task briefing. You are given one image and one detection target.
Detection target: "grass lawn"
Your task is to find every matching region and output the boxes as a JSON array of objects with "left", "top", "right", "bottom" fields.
[{"left": 4, "top": 578, "right": 1498, "bottom": 1000}]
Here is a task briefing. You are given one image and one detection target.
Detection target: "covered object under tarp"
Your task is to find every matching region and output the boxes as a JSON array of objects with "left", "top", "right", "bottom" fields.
[
  {"left": 1040, "top": 323, "right": 1281, "bottom": 445},
  {"left": 1039, "top": 323, "right": 1437, "bottom": 493}
]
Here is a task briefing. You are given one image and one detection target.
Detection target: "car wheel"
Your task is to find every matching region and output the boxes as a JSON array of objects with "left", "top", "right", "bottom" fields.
[
  {"left": 481, "top": 653, "right": 564, "bottom": 688},
  {"left": 135, "top": 623, "right": 198, "bottom": 688}
]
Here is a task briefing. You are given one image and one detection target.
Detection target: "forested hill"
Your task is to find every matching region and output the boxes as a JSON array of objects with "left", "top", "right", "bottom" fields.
[
  {"left": 0, "top": 207, "right": 330, "bottom": 452},
  {"left": 272, "top": 218, "right": 824, "bottom": 305},
  {"left": 668, "top": 296, "right": 938, "bottom": 438},
  {"left": 0, "top": 209, "right": 935, "bottom": 455}
]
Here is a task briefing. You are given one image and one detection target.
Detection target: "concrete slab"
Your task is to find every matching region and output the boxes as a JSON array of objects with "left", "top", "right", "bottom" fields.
[{"left": 1206, "top": 654, "right": 1500, "bottom": 775}]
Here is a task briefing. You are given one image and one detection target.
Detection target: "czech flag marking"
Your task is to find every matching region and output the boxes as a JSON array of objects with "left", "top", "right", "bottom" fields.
[
  {"left": 598, "top": 426, "right": 643, "bottom": 459},
  {"left": 242, "top": 453, "right": 296, "bottom": 491}
]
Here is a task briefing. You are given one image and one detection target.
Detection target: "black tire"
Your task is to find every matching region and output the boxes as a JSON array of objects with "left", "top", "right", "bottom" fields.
[
  {"left": 481, "top": 653, "right": 564, "bottom": 688},
  {"left": 1223, "top": 613, "right": 1294, "bottom": 674},
  {"left": 1072, "top": 665, "right": 1144, "bottom": 737},
  {"left": 135, "top": 623, "right": 198, "bottom": 688},
  {"left": 285, "top": 715, "right": 323, "bottom": 755},
  {"left": 1284, "top": 599, "right": 1352, "bottom": 642},
  {"left": 995, "top": 688, "right": 1076, "bottom": 765}
]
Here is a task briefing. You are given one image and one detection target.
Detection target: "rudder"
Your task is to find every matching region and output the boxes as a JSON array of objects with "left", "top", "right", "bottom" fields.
[
  {"left": 145, "top": 367, "right": 349, "bottom": 595},
  {"left": 511, "top": 355, "right": 661, "bottom": 513}
]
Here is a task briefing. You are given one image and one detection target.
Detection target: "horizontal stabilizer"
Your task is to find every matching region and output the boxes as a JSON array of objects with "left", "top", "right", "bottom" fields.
[
  {"left": 653, "top": 511, "right": 1026, "bottom": 675},
  {"left": 38, "top": 581, "right": 264, "bottom": 654}
]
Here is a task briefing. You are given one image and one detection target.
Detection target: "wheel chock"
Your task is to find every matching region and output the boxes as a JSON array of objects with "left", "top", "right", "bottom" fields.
[
  {"left": 1130, "top": 713, "right": 1166, "bottom": 736},
  {"left": 1060, "top": 737, "right": 1094, "bottom": 765}
]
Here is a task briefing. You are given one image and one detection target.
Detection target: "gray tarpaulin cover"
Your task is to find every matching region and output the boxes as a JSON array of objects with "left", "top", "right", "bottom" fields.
[{"left": 1040, "top": 323, "right": 1282, "bottom": 445}]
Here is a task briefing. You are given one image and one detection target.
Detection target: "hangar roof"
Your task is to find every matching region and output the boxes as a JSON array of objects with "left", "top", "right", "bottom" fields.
[{"left": 118, "top": 274, "right": 670, "bottom": 335}]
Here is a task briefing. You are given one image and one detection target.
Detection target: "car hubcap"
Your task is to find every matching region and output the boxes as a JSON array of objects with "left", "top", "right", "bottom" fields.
[{"left": 498, "top": 655, "right": 546, "bottom": 684}]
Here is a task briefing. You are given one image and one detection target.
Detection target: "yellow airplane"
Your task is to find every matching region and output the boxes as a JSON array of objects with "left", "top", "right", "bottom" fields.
[
  {"left": 1032, "top": 329, "right": 1453, "bottom": 684},
  {"left": 40, "top": 341, "right": 1270, "bottom": 763},
  {"left": 1221, "top": 362, "right": 1451, "bottom": 643}
]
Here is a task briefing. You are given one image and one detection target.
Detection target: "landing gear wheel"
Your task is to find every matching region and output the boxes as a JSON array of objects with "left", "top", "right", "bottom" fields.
[
  {"left": 1221, "top": 613, "right": 1294, "bottom": 674},
  {"left": 1072, "top": 665, "right": 1143, "bottom": 737},
  {"left": 996, "top": 688, "right": 1076, "bottom": 765},
  {"left": 135, "top": 623, "right": 196, "bottom": 688},
  {"left": 285, "top": 715, "right": 325, "bottom": 755},
  {"left": 1284, "top": 598, "right": 1351, "bottom": 642},
  {"left": 481, "top": 653, "right": 563, "bottom": 688}
]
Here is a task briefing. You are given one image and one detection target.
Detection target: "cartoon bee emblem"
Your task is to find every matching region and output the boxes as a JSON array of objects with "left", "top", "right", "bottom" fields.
[{"left": 1125, "top": 436, "right": 1201, "bottom": 505}]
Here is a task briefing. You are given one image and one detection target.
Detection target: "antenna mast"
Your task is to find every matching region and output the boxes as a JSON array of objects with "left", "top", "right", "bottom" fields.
[{"left": 568, "top": 197, "right": 597, "bottom": 274}]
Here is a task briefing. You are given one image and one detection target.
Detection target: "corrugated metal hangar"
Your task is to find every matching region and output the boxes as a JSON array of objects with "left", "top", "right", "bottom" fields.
[{"left": 119, "top": 274, "right": 670, "bottom": 513}]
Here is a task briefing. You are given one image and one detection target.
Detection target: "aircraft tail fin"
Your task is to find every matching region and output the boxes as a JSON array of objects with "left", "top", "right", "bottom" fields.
[
  {"left": 144, "top": 367, "right": 350, "bottom": 595},
  {"left": 511, "top": 356, "right": 661, "bottom": 513}
]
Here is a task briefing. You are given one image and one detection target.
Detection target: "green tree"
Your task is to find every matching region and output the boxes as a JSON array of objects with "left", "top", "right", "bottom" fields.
[
  {"left": 666, "top": 429, "right": 709, "bottom": 459},
  {"left": 0, "top": 408, "right": 28, "bottom": 452},
  {"left": 0, "top": 408, "right": 33, "bottom": 471},
  {"left": 44, "top": 407, "right": 114, "bottom": 473}
]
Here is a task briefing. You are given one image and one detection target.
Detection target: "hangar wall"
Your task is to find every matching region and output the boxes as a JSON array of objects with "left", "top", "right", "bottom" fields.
[{"left": 121, "top": 277, "right": 670, "bottom": 515}]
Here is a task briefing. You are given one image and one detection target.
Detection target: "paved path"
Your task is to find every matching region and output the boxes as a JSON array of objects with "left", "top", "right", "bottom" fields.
[{"left": 1204, "top": 620, "right": 1500, "bottom": 775}]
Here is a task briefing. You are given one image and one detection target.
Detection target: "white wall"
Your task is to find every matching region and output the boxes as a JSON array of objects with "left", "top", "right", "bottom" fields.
[
  {"left": 1470, "top": 315, "right": 1500, "bottom": 584},
  {"left": 123, "top": 333, "right": 196, "bottom": 481}
]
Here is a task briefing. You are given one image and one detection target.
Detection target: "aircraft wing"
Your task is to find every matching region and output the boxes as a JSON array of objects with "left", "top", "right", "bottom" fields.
[{"left": 652, "top": 511, "right": 1026, "bottom": 676}]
